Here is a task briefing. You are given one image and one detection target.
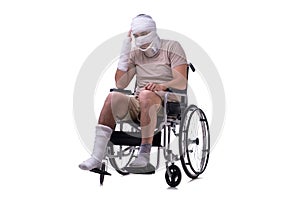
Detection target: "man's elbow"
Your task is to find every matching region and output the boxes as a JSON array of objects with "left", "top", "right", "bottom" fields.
[
  {"left": 177, "top": 85, "right": 187, "bottom": 90},
  {"left": 115, "top": 82, "right": 126, "bottom": 89},
  {"left": 177, "top": 80, "right": 187, "bottom": 90}
]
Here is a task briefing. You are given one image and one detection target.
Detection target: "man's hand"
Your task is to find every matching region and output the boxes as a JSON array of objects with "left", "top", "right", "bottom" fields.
[
  {"left": 127, "top": 29, "right": 132, "bottom": 39},
  {"left": 145, "top": 83, "right": 167, "bottom": 91},
  {"left": 117, "top": 30, "right": 132, "bottom": 72}
]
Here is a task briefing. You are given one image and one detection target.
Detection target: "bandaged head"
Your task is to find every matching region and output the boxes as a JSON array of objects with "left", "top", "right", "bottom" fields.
[{"left": 131, "top": 14, "right": 161, "bottom": 57}]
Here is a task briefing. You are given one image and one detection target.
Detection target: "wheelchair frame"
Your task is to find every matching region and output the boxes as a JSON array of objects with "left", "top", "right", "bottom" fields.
[{"left": 90, "top": 63, "right": 210, "bottom": 188}]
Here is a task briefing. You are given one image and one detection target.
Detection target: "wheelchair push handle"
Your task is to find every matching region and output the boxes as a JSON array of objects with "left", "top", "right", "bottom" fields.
[{"left": 188, "top": 63, "right": 196, "bottom": 72}]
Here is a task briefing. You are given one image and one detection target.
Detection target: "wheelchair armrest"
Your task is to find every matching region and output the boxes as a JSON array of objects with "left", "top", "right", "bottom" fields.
[
  {"left": 110, "top": 88, "right": 133, "bottom": 95},
  {"left": 164, "top": 88, "right": 187, "bottom": 101},
  {"left": 166, "top": 87, "right": 187, "bottom": 95}
]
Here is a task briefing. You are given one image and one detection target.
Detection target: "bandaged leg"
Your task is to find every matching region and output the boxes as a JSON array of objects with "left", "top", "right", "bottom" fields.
[{"left": 79, "top": 124, "right": 112, "bottom": 170}]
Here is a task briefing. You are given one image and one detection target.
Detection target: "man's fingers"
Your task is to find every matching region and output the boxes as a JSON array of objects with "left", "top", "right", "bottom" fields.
[
  {"left": 128, "top": 29, "right": 132, "bottom": 37},
  {"left": 145, "top": 83, "right": 154, "bottom": 90},
  {"left": 150, "top": 84, "right": 155, "bottom": 91},
  {"left": 145, "top": 83, "right": 150, "bottom": 90}
]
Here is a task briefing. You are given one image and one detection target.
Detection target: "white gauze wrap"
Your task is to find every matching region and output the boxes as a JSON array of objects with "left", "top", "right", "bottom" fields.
[
  {"left": 134, "top": 31, "right": 157, "bottom": 47},
  {"left": 131, "top": 15, "right": 156, "bottom": 34},
  {"left": 131, "top": 16, "right": 161, "bottom": 57},
  {"left": 117, "top": 37, "right": 131, "bottom": 71}
]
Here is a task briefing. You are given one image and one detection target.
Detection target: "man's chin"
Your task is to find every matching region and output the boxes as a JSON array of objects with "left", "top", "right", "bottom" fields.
[{"left": 140, "top": 44, "right": 150, "bottom": 49}]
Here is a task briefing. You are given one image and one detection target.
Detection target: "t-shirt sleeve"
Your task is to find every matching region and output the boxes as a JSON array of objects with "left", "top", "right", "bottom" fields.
[
  {"left": 127, "top": 50, "right": 136, "bottom": 69},
  {"left": 168, "top": 41, "right": 188, "bottom": 68}
]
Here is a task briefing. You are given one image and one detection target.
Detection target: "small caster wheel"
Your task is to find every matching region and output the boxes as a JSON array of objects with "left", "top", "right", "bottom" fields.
[
  {"left": 100, "top": 163, "right": 106, "bottom": 185},
  {"left": 165, "top": 165, "right": 182, "bottom": 187}
]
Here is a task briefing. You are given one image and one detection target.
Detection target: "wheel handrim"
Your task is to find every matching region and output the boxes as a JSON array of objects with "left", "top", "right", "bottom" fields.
[{"left": 179, "top": 105, "right": 210, "bottom": 178}]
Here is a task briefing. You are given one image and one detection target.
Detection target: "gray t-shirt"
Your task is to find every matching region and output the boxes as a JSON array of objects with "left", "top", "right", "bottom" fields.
[{"left": 128, "top": 39, "right": 188, "bottom": 98}]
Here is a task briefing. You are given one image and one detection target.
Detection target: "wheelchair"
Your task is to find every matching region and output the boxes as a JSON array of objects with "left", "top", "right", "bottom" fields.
[{"left": 90, "top": 63, "right": 210, "bottom": 187}]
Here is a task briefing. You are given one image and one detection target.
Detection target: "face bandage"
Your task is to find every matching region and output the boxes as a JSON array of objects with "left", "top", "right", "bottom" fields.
[
  {"left": 137, "top": 34, "right": 161, "bottom": 57},
  {"left": 131, "top": 15, "right": 161, "bottom": 57},
  {"left": 134, "top": 31, "right": 157, "bottom": 47}
]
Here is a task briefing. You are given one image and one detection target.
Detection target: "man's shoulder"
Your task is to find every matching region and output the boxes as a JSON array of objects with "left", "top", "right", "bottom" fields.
[
  {"left": 161, "top": 39, "right": 182, "bottom": 50},
  {"left": 161, "top": 39, "right": 180, "bottom": 46}
]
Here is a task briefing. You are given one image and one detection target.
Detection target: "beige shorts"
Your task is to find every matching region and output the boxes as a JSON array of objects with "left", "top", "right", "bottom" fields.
[{"left": 117, "top": 94, "right": 163, "bottom": 124}]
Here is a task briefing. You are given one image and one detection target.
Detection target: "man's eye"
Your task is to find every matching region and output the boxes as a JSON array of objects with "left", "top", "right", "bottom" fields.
[{"left": 133, "top": 32, "right": 149, "bottom": 38}]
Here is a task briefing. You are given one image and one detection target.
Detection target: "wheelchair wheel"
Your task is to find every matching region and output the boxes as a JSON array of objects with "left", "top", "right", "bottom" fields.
[
  {"left": 107, "top": 142, "right": 135, "bottom": 175},
  {"left": 165, "top": 165, "right": 182, "bottom": 188},
  {"left": 179, "top": 105, "right": 210, "bottom": 179}
]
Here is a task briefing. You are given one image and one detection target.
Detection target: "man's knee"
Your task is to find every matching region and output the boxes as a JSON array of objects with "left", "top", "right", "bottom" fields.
[
  {"left": 102, "top": 93, "right": 111, "bottom": 107},
  {"left": 139, "top": 90, "right": 161, "bottom": 108},
  {"left": 105, "top": 92, "right": 127, "bottom": 104}
]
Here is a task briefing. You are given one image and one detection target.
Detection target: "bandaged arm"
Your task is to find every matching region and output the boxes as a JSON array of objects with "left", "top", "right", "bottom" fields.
[
  {"left": 117, "top": 37, "right": 131, "bottom": 72},
  {"left": 115, "top": 33, "right": 136, "bottom": 89}
]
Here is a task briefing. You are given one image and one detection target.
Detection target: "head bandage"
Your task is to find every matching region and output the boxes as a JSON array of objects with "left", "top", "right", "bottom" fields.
[
  {"left": 131, "top": 15, "right": 161, "bottom": 57},
  {"left": 131, "top": 15, "right": 156, "bottom": 34}
]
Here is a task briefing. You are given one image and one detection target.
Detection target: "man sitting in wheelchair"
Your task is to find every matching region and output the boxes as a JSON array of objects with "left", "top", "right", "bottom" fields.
[{"left": 79, "top": 14, "right": 188, "bottom": 171}]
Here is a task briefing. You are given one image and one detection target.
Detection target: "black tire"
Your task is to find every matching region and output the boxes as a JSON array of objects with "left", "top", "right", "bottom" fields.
[
  {"left": 179, "top": 105, "right": 210, "bottom": 179},
  {"left": 165, "top": 165, "right": 182, "bottom": 188},
  {"left": 107, "top": 142, "right": 135, "bottom": 175}
]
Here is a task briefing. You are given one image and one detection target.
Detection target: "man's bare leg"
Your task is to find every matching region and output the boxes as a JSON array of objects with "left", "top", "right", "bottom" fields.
[
  {"left": 129, "top": 90, "right": 161, "bottom": 168},
  {"left": 139, "top": 90, "right": 161, "bottom": 143},
  {"left": 98, "top": 92, "right": 130, "bottom": 128}
]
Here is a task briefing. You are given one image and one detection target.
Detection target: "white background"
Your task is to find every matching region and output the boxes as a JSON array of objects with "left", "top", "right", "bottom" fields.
[{"left": 1, "top": 0, "right": 299, "bottom": 199}]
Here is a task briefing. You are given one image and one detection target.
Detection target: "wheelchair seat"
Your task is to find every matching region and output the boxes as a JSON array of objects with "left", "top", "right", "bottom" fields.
[{"left": 110, "top": 130, "right": 162, "bottom": 147}]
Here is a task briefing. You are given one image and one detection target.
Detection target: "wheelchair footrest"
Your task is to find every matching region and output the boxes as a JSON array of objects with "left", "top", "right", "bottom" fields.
[
  {"left": 90, "top": 168, "right": 111, "bottom": 176},
  {"left": 123, "top": 163, "right": 155, "bottom": 174}
]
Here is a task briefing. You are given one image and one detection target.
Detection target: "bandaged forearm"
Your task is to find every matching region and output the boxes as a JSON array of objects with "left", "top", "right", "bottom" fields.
[{"left": 117, "top": 37, "right": 131, "bottom": 72}]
